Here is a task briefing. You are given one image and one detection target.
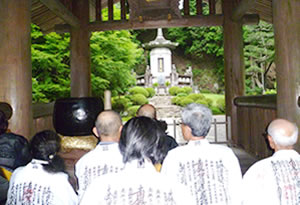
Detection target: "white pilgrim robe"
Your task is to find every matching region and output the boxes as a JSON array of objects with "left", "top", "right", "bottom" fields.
[
  {"left": 242, "top": 149, "right": 300, "bottom": 205},
  {"left": 161, "top": 139, "right": 242, "bottom": 205},
  {"left": 80, "top": 159, "right": 196, "bottom": 205},
  {"left": 6, "top": 159, "right": 77, "bottom": 205},
  {"left": 75, "top": 142, "right": 125, "bottom": 199}
]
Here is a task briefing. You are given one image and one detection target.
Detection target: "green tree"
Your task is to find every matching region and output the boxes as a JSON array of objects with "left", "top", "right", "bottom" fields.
[
  {"left": 31, "top": 24, "right": 71, "bottom": 103},
  {"left": 243, "top": 21, "right": 275, "bottom": 94},
  {"left": 31, "top": 24, "right": 144, "bottom": 102}
]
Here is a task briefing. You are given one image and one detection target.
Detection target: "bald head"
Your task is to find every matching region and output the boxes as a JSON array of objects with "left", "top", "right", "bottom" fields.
[
  {"left": 94, "top": 110, "right": 122, "bottom": 140},
  {"left": 267, "top": 119, "right": 298, "bottom": 148},
  {"left": 136, "top": 104, "right": 156, "bottom": 119}
]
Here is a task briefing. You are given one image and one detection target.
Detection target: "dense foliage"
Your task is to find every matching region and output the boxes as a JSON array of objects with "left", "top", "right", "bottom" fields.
[{"left": 31, "top": 24, "right": 143, "bottom": 102}]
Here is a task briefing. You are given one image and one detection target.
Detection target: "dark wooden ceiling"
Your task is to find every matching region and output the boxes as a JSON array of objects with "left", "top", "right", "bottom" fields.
[{"left": 31, "top": 0, "right": 273, "bottom": 33}]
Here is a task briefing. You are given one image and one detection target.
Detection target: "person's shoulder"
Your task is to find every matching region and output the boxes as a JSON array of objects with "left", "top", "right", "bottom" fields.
[{"left": 243, "top": 157, "right": 272, "bottom": 177}]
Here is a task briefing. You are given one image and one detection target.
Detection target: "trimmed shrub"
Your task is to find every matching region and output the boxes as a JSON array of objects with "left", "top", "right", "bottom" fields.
[
  {"left": 210, "top": 106, "right": 223, "bottom": 115},
  {"left": 200, "top": 89, "right": 211, "bottom": 94},
  {"left": 206, "top": 98, "right": 213, "bottom": 107},
  {"left": 181, "top": 87, "right": 193, "bottom": 94},
  {"left": 169, "top": 86, "right": 180, "bottom": 96},
  {"left": 146, "top": 87, "right": 155, "bottom": 98},
  {"left": 171, "top": 96, "right": 181, "bottom": 105},
  {"left": 130, "top": 94, "right": 148, "bottom": 105},
  {"left": 112, "top": 96, "right": 132, "bottom": 113},
  {"left": 195, "top": 99, "right": 209, "bottom": 107},
  {"left": 178, "top": 97, "right": 194, "bottom": 107},
  {"left": 129, "top": 86, "right": 149, "bottom": 97},
  {"left": 186, "top": 93, "right": 205, "bottom": 101},
  {"left": 176, "top": 92, "right": 188, "bottom": 97},
  {"left": 127, "top": 105, "right": 140, "bottom": 117},
  {"left": 216, "top": 98, "right": 225, "bottom": 112}
]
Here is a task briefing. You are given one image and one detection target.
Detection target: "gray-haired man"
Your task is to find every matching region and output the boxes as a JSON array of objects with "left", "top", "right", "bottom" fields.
[{"left": 161, "top": 103, "right": 242, "bottom": 205}]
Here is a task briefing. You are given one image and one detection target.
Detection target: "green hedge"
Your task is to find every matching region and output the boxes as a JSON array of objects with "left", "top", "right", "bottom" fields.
[
  {"left": 186, "top": 93, "right": 205, "bottom": 101},
  {"left": 169, "top": 86, "right": 180, "bottom": 96},
  {"left": 179, "top": 98, "right": 194, "bottom": 107},
  {"left": 112, "top": 96, "right": 132, "bottom": 113},
  {"left": 130, "top": 94, "right": 148, "bottom": 105},
  {"left": 146, "top": 87, "right": 155, "bottom": 98},
  {"left": 127, "top": 105, "right": 140, "bottom": 117},
  {"left": 129, "top": 86, "right": 149, "bottom": 97}
]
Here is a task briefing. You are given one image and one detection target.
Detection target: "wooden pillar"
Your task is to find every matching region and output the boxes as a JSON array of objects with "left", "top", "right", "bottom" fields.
[
  {"left": 222, "top": 0, "right": 245, "bottom": 144},
  {"left": 273, "top": 0, "right": 300, "bottom": 148},
  {"left": 0, "top": 0, "right": 33, "bottom": 138},
  {"left": 70, "top": 0, "right": 91, "bottom": 97}
]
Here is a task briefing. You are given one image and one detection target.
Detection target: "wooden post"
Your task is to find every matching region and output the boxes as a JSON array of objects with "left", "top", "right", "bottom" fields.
[
  {"left": 184, "top": 0, "right": 190, "bottom": 16},
  {"left": 120, "top": 0, "right": 126, "bottom": 20},
  {"left": 96, "top": 0, "right": 102, "bottom": 21},
  {"left": 273, "top": 0, "right": 300, "bottom": 149},
  {"left": 108, "top": 0, "right": 114, "bottom": 21},
  {"left": 0, "top": 0, "right": 33, "bottom": 139},
  {"left": 196, "top": 0, "right": 203, "bottom": 15},
  {"left": 70, "top": 0, "right": 91, "bottom": 97},
  {"left": 222, "top": 0, "right": 245, "bottom": 144},
  {"left": 209, "top": 0, "right": 216, "bottom": 15}
]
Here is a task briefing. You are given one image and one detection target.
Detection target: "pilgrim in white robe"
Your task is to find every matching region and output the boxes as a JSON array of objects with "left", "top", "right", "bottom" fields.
[
  {"left": 75, "top": 142, "right": 125, "bottom": 199},
  {"left": 80, "top": 159, "right": 196, "bottom": 205},
  {"left": 242, "top": 150, "right": 300, "bottom": 205},
  {"left": 6, "top": 159, "right": 77, "bottom": 205},
  {"left": 161, "top": 139, "right": 242, "bottom": 205}
]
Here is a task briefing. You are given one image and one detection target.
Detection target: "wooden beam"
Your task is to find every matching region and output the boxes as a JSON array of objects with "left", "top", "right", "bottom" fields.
[
  {"left": 242, "top": 14, "right": 259, "bottom": 25},
  {"left": 89, "top": 15, "right": 224, "bottom": 31},
  {"left": 232, "top": 0, "right": 257, "bottom": 21},
  {"left": 40, "top": 0, "right": 80, "bottom": 27}
]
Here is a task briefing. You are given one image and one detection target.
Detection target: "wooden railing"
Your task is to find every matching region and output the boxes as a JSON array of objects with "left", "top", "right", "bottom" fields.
[
  {"left": 234, "top": 95, "right": 277, "bottom": 159},
  {"left": 95, "top": 0, "right": 219, "bottom": 22}
]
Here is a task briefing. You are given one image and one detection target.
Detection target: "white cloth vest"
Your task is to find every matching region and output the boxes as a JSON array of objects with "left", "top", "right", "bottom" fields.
[
  {"left": 242, "top": 149, "right": 300, "bottom": 205},
  {"left": 80, "top": 159, "right": 196, "bottom": 205},
  {"left": 75, "top": 142, "right": 125, "bottom": 199},
  {"left": 6, "top": 159, "right": 78, "bottom": 205},
  {"left": 161, "top": 139, "right": 243, "bottom": 205}
]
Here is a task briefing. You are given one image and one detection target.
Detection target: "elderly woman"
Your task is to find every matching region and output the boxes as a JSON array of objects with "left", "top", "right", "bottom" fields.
[
  {"left": 80, "top": 116, "right": 195, "bottom": 205},
  {"left": 6, "top": 130, "right": 77, "bottom": 205}
]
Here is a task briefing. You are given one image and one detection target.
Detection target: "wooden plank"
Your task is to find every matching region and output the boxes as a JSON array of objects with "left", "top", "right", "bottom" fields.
[
  {"left": 209, "top": 0, "right": 216, "bottom": 15},
  {"left": 40, "top": 0, "right": 80, "bottom": 27},
  {"left": 232, "top": 0, "right": 257, "bottom": 21},
  {"left": 96, "top": 0, "right": 102, "bottom": 21},
  {"left": 108, "top": 0, "right": 113, "bottom": 21},
  {"left": 184, "top": 0, "right": 190, "bottom": 16},
  {"left": 196, "top": 0, "right": 203, "bottom": 15},
  {"left": 234, "top": 94, "right": 276, "bottom": 109},
  {"left": 120, "top": 0, "right": 126, "bottom": 20}
]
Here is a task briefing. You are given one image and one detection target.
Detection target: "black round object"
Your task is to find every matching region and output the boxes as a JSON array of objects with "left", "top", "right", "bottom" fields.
[{"left": 53, "top": 97, "right": 104, "bottom": 136}]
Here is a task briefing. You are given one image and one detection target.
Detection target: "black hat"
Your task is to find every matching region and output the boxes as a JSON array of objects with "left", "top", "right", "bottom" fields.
[{"left": 0, "top": 102, "right": 12, "bottom": 120}]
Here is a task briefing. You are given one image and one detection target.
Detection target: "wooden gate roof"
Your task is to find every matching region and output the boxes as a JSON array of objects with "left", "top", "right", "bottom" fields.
[{"left": 32, "top": 0, "right": 272, "bottom": 33}]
